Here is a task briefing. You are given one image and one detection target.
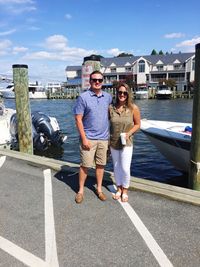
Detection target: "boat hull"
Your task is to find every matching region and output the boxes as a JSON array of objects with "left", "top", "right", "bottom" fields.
[
  {"left": 135, "top": 92, "right": 148, "bottom": 99},
  {"left": 0, "top": 107, "right": 15, "bottom": 146},
  {"left": 156, "top": 92, "right": 172, "bottom": 99},
  {"left": 141, "top": 119, "right": 191, "bottom": 172},
  {"left": 143, "top": 131, "right": 190, "bottom": 172},
  {"left": 2, "top": 90, "right": 47, "bottom": 99}
]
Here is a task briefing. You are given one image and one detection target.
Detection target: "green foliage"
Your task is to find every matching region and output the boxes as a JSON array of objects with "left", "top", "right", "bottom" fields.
[
  {"left": 151, "top": 49, "right": 157, "bottom": 55},
  {"left": 89, "top": 54, "right": 104, "bottom": 58},
  {"left": 159, "top": 78, "right": 176, "bottom": 88},
  {"left": 117, "top": 52, "right": 133, "bottom": 57},
  {"left": 158, "top": 50, "right": 164, "bottom": 55}
]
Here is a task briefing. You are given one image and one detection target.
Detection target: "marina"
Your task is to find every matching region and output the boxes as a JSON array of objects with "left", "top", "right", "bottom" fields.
[{"left": 3, "top": 97, "right": 193, "bottom": 187}]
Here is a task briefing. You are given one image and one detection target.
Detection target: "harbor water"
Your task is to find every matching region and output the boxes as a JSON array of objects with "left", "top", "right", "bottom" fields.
[{"left": 4, "top": 98, "right": 193, "bottom": 188}]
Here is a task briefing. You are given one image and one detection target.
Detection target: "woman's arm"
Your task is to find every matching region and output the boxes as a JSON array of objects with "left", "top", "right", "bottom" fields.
[{"left": 126, "top": 104, "right": 141, "bottom": 138}]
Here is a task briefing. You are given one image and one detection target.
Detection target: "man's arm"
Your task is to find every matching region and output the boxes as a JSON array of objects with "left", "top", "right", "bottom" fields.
[{"left": 75, "top": 114, "right": 91, "bottom": 150}]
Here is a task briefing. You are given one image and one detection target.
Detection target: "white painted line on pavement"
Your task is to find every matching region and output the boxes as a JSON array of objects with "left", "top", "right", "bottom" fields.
[
  {"left": 0, "top": 156, "right": 6, "bottom": 168},
  {"left": 0, "top": 236, "right": 47, "bottom": 267},
  {"left": 108, "top": 185, "right": 173, "bottom": 267},
  {"left": 44, "top": 168, "right": 59, "bottom": 267}
]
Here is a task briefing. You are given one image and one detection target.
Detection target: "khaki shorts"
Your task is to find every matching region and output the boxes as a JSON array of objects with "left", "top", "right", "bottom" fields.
[{"left": 80, "top": 140, "right": 108, "bottom": 168}]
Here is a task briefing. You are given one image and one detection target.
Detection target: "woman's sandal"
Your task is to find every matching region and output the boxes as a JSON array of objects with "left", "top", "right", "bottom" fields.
[
  {"left": 121, "top": 193, "right": 128, "bottom": 202},
  {"left": 113, "top": 191, "right": 121, "bottom": 200}
]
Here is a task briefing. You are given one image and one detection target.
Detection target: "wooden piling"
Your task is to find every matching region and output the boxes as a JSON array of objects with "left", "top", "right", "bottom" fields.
[
  {"left": 12, "top": 64, "right": 33, "bottom": 154},
  {"left": 189, "top": 43, "right": 200, "bottom": 190}
]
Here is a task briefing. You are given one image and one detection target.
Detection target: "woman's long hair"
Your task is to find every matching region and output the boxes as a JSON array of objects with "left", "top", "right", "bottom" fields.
[{"left": 116, "top": 82, "right": 134, "bottom": 112}]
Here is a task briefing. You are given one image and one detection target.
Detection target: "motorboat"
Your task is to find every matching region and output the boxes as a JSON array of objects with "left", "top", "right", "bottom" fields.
[
  {"left": 135, "top": 86, "right": 149, "bottom": 99},
  {"left": 156, "top": 85, "right": 172, "bottom": 99},
  {"left": 1, "top": 82, "right": 47, "bottom": 99},
  {"left": 0, "top": 102, "right": 15, "bottom": 147},
  {"left": 140, "top": 119, "right": 191, "bottom": 172},
  {"left": 10, "top": 111, "right": 67, "bottom": 152}
]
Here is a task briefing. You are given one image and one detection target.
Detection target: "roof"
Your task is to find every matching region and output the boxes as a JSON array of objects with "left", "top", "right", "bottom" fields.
[
  {"left": 67, "top": 78, "right": 82, "bottom": 86},
  {"left": 65, "top": 52, "right": 195, "bottom": 71}
]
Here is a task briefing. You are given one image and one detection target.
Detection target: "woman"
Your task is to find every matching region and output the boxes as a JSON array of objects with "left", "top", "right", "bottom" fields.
[{"left": 109, "top": 83, "right": 141, "bottom": 202}]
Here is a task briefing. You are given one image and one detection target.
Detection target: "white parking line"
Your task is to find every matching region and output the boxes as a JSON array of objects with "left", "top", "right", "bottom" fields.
[
  {"left": 44, "top": 169, "right": 59, "bottom": 267},
  {"left": 0, "top": 236, "right": 47, "bottom": 267},
  {"left": 0, "top": 166, "right": 59, "bottom": 266},
  {"left": 108, "top": 185, "right": 173, "bottom": 267},
  {"left": 0, "top": 156, "right": 6, "bottom": 168}
]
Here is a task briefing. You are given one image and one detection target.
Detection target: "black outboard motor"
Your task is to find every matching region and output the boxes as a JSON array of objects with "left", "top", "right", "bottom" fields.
[
  {"left": 31, "top": 111, "right": 64, "bottom": 147},
  {"left": 10, "top": 113, "right": 49, "bottom": 151}
]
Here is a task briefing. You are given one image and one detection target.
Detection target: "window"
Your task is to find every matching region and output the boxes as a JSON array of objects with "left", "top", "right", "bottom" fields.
[
  {"left": 110, "top": 67, "right": 116, "bottom": 73},
  {"left": 157, "top": 65, "right": 164, "bottom": 71},
  {"left": 138, "top": 60, "right": 145, "bottom": 72},
  {"left": 174, "top": 64, "right": 182, "bottom": 70},
  {"left": 125, "top": 67, "right": 132, "bottom": 72}
]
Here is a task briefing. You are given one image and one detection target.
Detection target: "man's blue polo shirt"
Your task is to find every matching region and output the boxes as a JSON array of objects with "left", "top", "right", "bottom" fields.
[{"left": 73, "top": 89, "right": 112, "bottom": 140}]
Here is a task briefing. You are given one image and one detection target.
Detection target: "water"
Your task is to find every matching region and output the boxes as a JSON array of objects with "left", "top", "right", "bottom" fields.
[{"left": 4, "top": 98, "right": 193, "bottom": 188}]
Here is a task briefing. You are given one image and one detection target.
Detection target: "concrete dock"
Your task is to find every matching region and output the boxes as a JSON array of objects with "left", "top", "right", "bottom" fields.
[{"left": 0, "top": 149, "right": 200, "bottom": 267}]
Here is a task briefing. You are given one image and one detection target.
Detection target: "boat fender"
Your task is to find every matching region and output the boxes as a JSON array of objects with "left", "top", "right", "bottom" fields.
[{"left": 184, "top": 126, "right": 192, "bottom": 133}]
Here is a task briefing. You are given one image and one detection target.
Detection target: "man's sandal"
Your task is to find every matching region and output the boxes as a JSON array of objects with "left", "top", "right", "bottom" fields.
[
  {"left": 96, "top": 191, "right": 107, "bottom": 201},
  {"left": 121, "top": 193, "right": 128, "bottom": 202},
  {"left": 75, "top": 193, "right": 84, "bottom": 204},
  {"left": 113, "top": 191, "right": 121, "bottom": 200}
]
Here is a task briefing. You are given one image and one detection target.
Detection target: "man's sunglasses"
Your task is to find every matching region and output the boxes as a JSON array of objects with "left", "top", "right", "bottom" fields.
[
  {"left": 118, "top": 91, "right": 128, "bottom": 96},
  {"left": 91, "top": 78, "right": 103, "bottom": 83}
]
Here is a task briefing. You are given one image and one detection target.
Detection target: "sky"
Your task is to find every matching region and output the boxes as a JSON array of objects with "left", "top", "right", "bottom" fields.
[{"left": 0, "top": 0, "right": 200, "bottom": 83}]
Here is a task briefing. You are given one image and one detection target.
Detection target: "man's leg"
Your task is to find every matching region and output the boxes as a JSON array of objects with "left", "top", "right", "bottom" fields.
[
  {"left": 78, "top": 166, "right": 88, "bottom": 194},
  {"left": 75, "top": 166, "right": 88, "bottom": 203},
  {"left": 96, "top": 164, "right": 104, "bottom": 193},
  {"left": 96, "top": 164, "right": 107, "bottom": 201}
]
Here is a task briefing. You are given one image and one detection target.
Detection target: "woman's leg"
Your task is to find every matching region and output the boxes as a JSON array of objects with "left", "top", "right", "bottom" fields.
[
  {"left": 110, "top": 147, "right": 123, "bottom": 187},
  {"left": 120, "top": 146, "right": 133, "bottom": 189}
]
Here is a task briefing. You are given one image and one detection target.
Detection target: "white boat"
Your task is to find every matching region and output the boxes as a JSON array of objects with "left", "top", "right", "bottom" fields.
[
  {"left": 1, "top": 82, "right": 47, "bottom": 99},
  {"left": 140, "top": 119, "right": 191, "bottom": 172},
  {"left": 135, "top": 86, "right": 149, "bottom": 99},
  {"left": 0, "top": 103, "right": 15, "bottom": 147},
  {"left": 156, "top": 85, "right": 172, "bottom": 99}
]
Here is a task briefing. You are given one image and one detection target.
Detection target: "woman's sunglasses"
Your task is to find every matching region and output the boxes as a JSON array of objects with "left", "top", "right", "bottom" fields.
[{"left": 118, "top": 91, "right": 128, "bottom": 96}]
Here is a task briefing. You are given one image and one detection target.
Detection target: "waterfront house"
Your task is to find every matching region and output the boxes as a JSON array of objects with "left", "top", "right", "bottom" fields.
[{"left": 65, "top": 52, "right": 195, "bottom": 92}]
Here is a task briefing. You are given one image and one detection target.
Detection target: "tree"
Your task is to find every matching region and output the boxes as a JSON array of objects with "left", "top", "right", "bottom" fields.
[
  {"left": 159, "top": 78, "right": 176, "bottom": 88},
  {"left": 158, "top": 50, "right": 164, "bottom": 55},
  {"left": 151, "top": 49, "right": 157, "bottom": 55},
  {"left": 89, "top": 54, "right": 104, "bottom": 58},
  {"left": 117, "top": 52, "right": 133, "bottom": 57}
]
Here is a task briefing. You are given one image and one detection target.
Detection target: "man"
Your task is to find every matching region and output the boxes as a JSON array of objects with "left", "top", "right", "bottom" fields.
[{"left": 73, "top": 70, "right": 112, "bottom": 204}]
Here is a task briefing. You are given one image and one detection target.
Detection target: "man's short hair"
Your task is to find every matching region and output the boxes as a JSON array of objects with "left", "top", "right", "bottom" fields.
[{"left": 89, "top": 70, "right": 103, "bottom": 80}]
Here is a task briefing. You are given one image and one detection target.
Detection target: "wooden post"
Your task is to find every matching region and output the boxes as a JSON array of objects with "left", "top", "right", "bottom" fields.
[
  {"left": 12, "top": 64, "right": 33, "bottom": 154},
  {"left": 189, "top": 43, "right": 200, "bottom": 190}
]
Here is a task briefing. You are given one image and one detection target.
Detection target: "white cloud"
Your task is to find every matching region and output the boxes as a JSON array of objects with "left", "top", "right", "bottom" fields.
[
  {"left": 0, "top": 0, "right": 34, "bottom": 4},
  {"left": 0, "top": 39, "right": 12, "bottom": 56},
  {"left": 13, "top": 46, "right": 28, "bottom": 54},
  {"left": 65, "top": 13, "right": 72, "bottom": 20},
  {"left": 0, "top": 39, "right": 12, "bottom": 50},
  {"left": 0, "top": 29, "right": 16, "bottom": 36},
  {"left": 107, "top": 48, "right": 124, "bottom": 56},
  {"left": 176, "top": 36, "right": 200, "bottom": 48},
  {"left": 0, "top": 0, "right": 36, "bottom": 14},
  {"left": 164, "top": 32, "right": 185, "bottom": 39},
  {"left": 45, "top": 35, "right": 68, "bottom": 51}
]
